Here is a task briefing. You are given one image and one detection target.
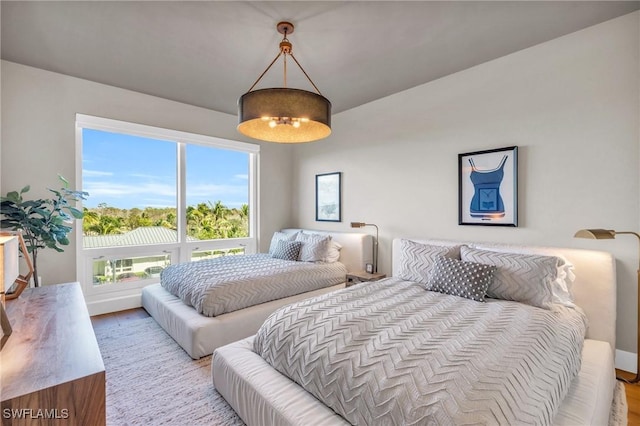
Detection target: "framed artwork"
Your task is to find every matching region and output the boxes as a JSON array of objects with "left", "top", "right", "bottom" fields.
[
  {"left": 316, "top": 172, "right": 341, "bottom": 222},
  {"left": 458, "top": 146, "right": 518, "bottom": 227}
]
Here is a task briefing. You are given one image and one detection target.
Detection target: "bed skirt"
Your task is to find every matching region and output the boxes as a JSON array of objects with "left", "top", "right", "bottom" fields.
[{"left": 142, "top": 282, "right": 345, "bottom": 359}]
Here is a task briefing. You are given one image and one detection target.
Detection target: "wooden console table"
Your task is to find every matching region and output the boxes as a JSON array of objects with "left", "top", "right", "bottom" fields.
[{"left": 0, "top": 283, "right": 105, "bottom": 425}]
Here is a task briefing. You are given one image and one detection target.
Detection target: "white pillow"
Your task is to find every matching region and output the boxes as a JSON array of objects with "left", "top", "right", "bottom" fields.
[
  {"left": 460, "top": 246, "right": 569, "bottom": 309},
  {"left": 268, "top": 231, "right": 298, "bottom": 255},
  {"left": 553, "top": 256, "right": 575, "bottom": 306},
  {"left": 397, "top": 239, "right": 462, "bottom": 285},
  {"left": 295, "top": 232, "right": 331, "bottom": 262},
  {"left": 325, "top": 241, "right": 342, "bottom": 263}
]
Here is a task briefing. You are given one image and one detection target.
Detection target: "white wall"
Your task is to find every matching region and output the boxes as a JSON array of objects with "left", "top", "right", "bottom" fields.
[
  {"left": 1, "top": 60, "right": 293, "bottom": 286},
  {"left": 292, "top": 12, "right": 640, "bottom": 353}
]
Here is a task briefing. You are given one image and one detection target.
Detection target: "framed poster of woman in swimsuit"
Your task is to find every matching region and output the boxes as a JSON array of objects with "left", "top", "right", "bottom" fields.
[{"left": 458, "top": 146, "right": 518, "bottom": 226}]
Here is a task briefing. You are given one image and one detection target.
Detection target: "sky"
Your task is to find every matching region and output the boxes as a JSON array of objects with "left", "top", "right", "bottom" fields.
[{"left": 82, "top": 129, "right": 249, "bottom": 209}]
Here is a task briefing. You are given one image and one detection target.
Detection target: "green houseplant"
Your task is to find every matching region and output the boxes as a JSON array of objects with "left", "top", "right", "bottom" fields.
[{"left": 0, "top": 176, "right": 88, "bottom": 287}]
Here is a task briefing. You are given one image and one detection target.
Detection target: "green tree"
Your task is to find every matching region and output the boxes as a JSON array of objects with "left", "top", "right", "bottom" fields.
[{"left": 84, "top": 200, "right": 248, "bottom": 241}]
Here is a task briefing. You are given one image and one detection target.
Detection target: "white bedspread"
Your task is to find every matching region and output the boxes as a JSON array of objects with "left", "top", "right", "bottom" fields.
[
  {"left": 254, "top": 277, "right": 588, "bottom": 425},
  {"left": 161, "top": 254, "right": 346, "bottom": 317}
]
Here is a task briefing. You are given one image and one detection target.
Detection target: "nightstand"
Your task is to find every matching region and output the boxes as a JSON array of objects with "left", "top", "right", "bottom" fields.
[{"left": 346, "top": 271, "right": 386, "bottom": 287}]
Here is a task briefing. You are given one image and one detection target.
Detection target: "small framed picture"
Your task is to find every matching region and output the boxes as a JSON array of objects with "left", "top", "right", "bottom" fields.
[
  {"left": 365, "top": 263, "right": 374, "bottom": 274},
  {"left": 316, "top": 172, "right": 341, "bottom": 222},
  {"left": 458, "top": 146, "right": 518, "bottom": 227}
]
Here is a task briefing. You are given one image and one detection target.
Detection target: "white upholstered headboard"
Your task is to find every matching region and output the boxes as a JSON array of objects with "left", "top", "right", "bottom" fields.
[
  {"left": 281, "top": 229, "right": 373, "bottom": 273},
  {"left": 392, "top": 238, "right": 617, "bottom": 351}
]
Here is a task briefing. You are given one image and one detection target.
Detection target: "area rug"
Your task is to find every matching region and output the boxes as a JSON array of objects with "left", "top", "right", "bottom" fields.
[
  {"left": 94, "top": 316, "right": 628, "bottom": 426},
  {"left": 611, "top": 382, "right": 628, "bottom": 426},
  {"left": 94, "top": 317, "right": 244, "bottom": 426}
]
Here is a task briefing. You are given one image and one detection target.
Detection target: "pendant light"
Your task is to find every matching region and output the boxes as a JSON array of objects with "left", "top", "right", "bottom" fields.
[{"left": 237, "top": 22, "right": 331, "bottom": 143}]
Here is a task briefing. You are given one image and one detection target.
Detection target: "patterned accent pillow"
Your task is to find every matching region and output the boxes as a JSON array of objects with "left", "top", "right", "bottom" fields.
[
  {"left": 427, "top": 256, "right": 495, "bottom": 302},
  {"left": 460, "top": 246, "right": 561, "bottom": 309},
  {"left": 268, "top": 231, "right": 298, "bottom": 255},
  {"left": 295, "top": 232, "right": 331, "bottom": 262},
  {"left": 271, "top": 240, "right": 302, "bottom": 261},
  {"left": 398, "top": 239, "right": 462, "bottom": 284}
]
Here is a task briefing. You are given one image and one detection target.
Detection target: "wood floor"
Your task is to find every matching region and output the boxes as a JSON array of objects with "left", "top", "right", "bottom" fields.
[
  {"left": 93, "top": 308, "right": 638, "bottom": 424},
  {"left": 628, "top": 384, "right": 640, "bottom": 426},
  {"left": 618, "top": 370, "right": 640, "bottom": 425},
  {"left": 90, "top": 307, "right": 149, "bottom": 329}
]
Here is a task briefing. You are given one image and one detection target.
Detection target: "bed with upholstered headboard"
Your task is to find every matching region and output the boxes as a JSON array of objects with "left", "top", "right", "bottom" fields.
[
  {"left": 141, "top": 228, "right": 372, "bottom": 359},
  {"left": 212, "top": 237, "right": 617, "bottom": 425}
]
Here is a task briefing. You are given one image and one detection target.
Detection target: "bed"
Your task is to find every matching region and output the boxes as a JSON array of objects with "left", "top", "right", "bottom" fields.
[
  {"left": 141, "top": 228, "right": 373, "bottom": 359},
  {"left": 212, "top": 237, "right": 617, "bottom": 425}
]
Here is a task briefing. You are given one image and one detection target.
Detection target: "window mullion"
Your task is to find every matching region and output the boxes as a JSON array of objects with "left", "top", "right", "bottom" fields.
[
  {"left": 249, "top": 152, "right": 259, "bottom": 247},
  {"left": 177, "top": 142, "right": 188, "bottom": 263}
]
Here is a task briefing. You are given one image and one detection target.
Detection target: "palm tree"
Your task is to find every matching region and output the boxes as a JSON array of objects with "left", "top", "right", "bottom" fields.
[
  {"left": 211, "top": 200, "right": 228, "bottom": 221},
  {"left": 240, "top": 204, "right": 249, "bottom": 218},
  {"left": 83, "top": 208, "right": 100, "bottom": 233}
]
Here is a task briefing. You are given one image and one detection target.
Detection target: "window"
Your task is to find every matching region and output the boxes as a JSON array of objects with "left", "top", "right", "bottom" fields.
[{"left": 76, "top": 114, "right": 259, "bottom": 312}]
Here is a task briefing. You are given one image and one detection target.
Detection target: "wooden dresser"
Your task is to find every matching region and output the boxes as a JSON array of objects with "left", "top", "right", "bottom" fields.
[{"left": 0, "top": 283, "right": 105, "bottom": 425}]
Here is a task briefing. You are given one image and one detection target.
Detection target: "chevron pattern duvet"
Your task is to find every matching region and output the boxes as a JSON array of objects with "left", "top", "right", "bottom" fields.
[
  {"left": 161, "top": 254, "right": 346, "bottom": 317},
  {"left": 254, "top": 277, "right": 588, "bottom": 425}
]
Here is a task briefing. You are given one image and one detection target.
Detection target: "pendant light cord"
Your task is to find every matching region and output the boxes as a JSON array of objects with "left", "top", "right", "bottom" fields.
[
  {"left": 247, "top": 51, "right": 283, "bottom": 92},
  {"left": 288, "top": 53, "right": 322, "bottom": 95},
  {"left": 246, "top": 27, "right": 323, "bottom": 95}
]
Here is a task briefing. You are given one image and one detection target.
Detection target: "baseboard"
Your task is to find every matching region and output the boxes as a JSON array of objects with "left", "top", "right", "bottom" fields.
[
  {"left": 615, "top": 349, "right": 637, "bottom": 373},
  {"left": 86, "top": 293, "right": 142, "bottom": 316}
]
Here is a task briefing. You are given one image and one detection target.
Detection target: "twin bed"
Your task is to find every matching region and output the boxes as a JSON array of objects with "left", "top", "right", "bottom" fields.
[
  {"left": 211, "top": 237, "right": 618, "bottom": 425},
  {"left": 141, "top": 229, "right": 373, "bottom": 359}
]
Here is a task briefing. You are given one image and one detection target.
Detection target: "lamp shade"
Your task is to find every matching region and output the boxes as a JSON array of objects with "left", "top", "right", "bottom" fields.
[
  {"left": 0, "top": 236, "right": 19, "bottom": 292},
  {"left": 574, "top": 229, "right": 616, "bottom": 240},
  {"left": 237, "top": 88, "right": 331, "bottom": 143}
]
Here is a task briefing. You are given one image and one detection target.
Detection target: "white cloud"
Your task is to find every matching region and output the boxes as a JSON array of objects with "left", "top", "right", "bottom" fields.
[
  {"left": 83, "top": 169, "right": 113, "bottom": 177},
  {"left": 83, "top": 181, "right": 176, "bottom": 198},
  {"left": 186, "top": 183, "right": 248, "bottom": 198},
  {"left": 130, "top": 173, "right": 173, "bottom": 181},
  {"left": 234, "top": 174, "right": 249, "bottom": 180}
]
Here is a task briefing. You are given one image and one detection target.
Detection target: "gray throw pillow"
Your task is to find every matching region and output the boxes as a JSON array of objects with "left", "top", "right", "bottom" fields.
[
  {"left": 271, "top": 240, "right": 302, "bottom": 261},
  {"left": 460, "top": 246, "right": 560, "bottom": 309},
  {"left": 295, "top": 232, "right": 331, "bottom": 262},
  {"left": 398, "top": 239, "right": 462, "bottom": 284},
  {"left": 427, "top": 255, "right": 495, "bottom": 302},
  {"left": 268, "top": 231, "right": 297, "bottom": 255}
]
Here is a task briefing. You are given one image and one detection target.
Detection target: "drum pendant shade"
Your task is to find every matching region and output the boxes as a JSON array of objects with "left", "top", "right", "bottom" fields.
[
  {"left": 238, "top": 88, "right": 331, "bottom": 143},
  {"left": 237, "top": 22, "right": 331, "bottom": 143}
]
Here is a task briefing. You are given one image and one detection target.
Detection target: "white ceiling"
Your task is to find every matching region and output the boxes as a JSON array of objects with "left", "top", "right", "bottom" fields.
[{"left": 2, "top": 1, "right": 638, "bottom": 115}]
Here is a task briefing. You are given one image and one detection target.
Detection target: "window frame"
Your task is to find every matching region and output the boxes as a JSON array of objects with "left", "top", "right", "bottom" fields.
[{"left": 75, "top": 114, "right": 260, "bottom": 304}]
